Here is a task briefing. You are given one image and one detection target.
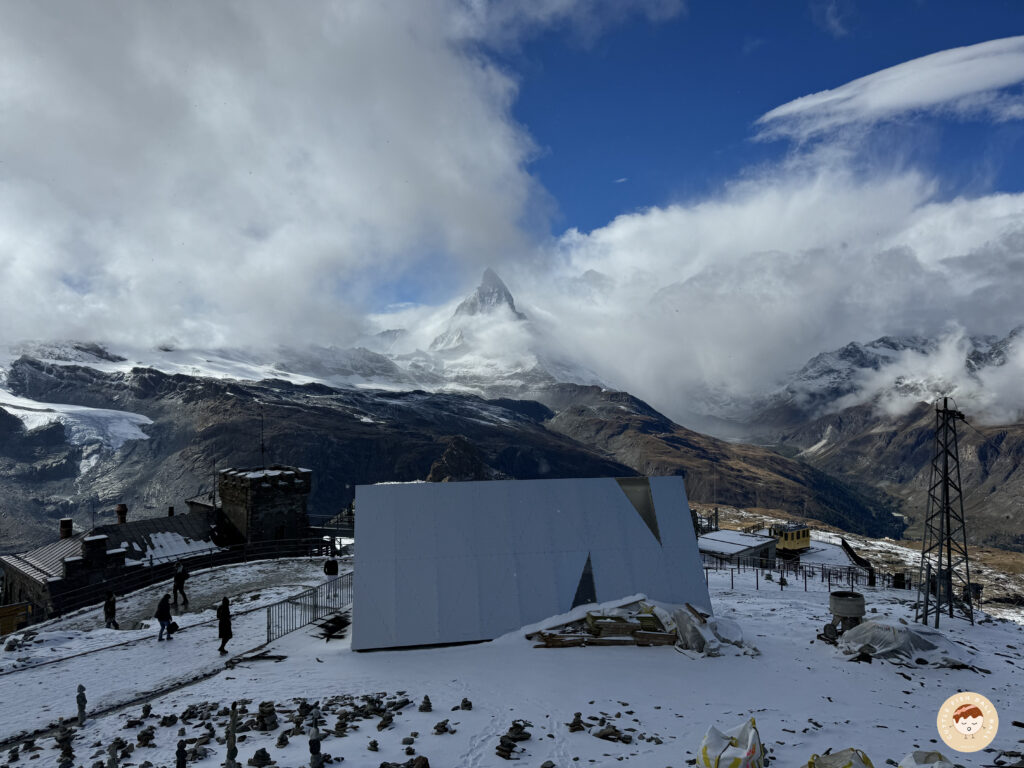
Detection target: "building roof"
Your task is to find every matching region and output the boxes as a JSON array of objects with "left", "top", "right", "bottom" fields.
[
  {"left": 93, "top": 511, "right": 217, "bottom": 564},
  {"left": 698, "top": 529, "right": 776, "bottom": 556},
  {"left": 0, "top": 510, "right": 218, "bottom": 585},
  {"left": 1, "top": 535, "right": 87, "bottom": 583}
]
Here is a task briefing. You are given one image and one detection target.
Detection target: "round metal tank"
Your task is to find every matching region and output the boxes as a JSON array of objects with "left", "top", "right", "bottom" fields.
[{"left": 829, "top": 590, "right": 865, "bottom": 618}]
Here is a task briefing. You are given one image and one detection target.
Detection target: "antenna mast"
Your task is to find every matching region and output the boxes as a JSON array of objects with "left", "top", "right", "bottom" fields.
[
  {"left": 260, "top": 404, "right": 266, "bottom": 469},
  {"left": 915, "top": 397, "right": 974, "bottom": 627}
]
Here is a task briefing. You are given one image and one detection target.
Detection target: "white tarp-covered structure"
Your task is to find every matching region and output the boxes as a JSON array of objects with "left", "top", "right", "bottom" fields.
[
  {"left": 837, "top": 620, "right": 976, "bottom": 668},
  {"left": 352, "top": 476, "right": 710, "bottom": 650}
]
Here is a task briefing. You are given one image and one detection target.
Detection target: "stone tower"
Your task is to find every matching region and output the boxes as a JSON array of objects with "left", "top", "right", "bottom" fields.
[{"left": 218, "top": 465, "right": 312, "bottom": 543}]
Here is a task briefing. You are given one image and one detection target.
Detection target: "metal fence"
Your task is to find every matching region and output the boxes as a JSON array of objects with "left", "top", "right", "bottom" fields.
[
  {"left": 266, "top": 572, "right": 353, "bottom": 644},
  {"left": 2, "top": 537, "right": 338, "bottom": 633},
  {"left": 699, "top": 551, "right": 918, "bottom": 591}
]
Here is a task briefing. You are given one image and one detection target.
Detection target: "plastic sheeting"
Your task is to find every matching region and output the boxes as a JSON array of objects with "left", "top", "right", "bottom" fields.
[
  {"left": 837, "top": 620, "right": 975, "bottom": 668},
  {"left": 803, "top": 748, "right": 876, "bottom": 767},
  {"left": 699, "top": 718, "right": 766, "bottom": 768},
  {"left": 352, "top": 476, "right": 710, "bottom": 650},
  {"left": 897, "top": 752, "right": 956, "bottom": 768}
]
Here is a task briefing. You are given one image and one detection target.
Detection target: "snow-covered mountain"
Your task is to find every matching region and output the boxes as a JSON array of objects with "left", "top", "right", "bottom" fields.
[
  {"left": 695, "top": 328, "right": 1024, "bottom": 441},
  {"left": 1, "top": 269, "right": 602, "bottom": 403},
  {"left": 689, "top": 329, "right": 1024, "bottom": 552}
]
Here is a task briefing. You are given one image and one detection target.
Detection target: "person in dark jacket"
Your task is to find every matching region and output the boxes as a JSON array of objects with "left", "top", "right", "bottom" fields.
[
  {"left": 217, "top": 597, "right": 232, "bottom": 654},
  {"left": 155, "top": 594, "right": 174, "bottom": 640},
  {"left": 103, "top": 591, "right": 118, "bottom": 630},
  {"left": 172, "top": 562, "right": 189, "bottom": 607}
]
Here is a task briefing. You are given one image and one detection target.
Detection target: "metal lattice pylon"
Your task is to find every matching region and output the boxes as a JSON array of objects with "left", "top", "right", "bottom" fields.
[{"left": 915, "top": 397, "right": 974, "bottom": 627}]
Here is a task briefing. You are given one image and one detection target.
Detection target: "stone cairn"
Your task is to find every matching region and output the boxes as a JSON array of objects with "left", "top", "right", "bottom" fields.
[
  {"left": 77, "top": 684, "right": 88, "bottom": 727},
  {"left": 418, "top": 695, "right": 432, "bottom": 712},
  {"left": 54, "top": 719, "right": 75, "bottom": 768},
  {"left": 224, "top": 702, "right": 241, "bottom": 768},
  {"left": 105, "top": 741, "right": 119, "bottom": 768},
  {"left": 247, "top": 746, "right": 275, "bottom": 767},
  {"left": 433, "top": 719, "right": 454, "bottom": 735},
  {"left": 136, "top": 725, "right": 156, "bottom": 748},
  {"left": 378, "top": 756, "right": 430, "bottom": 768},
  {"left": 256, "top": 701, "right": 279, "bottom": 732},
  {"left": 495, "top": 720, "right": 532, "bottom": 761},
  {"left": 566, "top": 713, "right": 586, "bottom": 733},
  {"left": 308, "top": 723, "right": 324, "bottom": 768},
  {"left": 175, "top": 739, "right": 187, "bottom": 768}
]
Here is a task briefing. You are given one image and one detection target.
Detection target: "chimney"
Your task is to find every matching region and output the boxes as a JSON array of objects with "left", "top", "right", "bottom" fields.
[
  {"left": 59, "top": 518, "right": 74, "bottom": 539},
  {"left": 167, "top": 505, "right": 175, "bottom": 517},
  {"left": 116, "top": 504, "right": 128, "bottom": 525}
]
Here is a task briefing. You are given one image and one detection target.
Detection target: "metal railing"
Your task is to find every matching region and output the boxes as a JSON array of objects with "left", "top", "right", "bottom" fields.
[
  {"left": 1, "top": 537, "right": 339, "bottom": 632},
  {"left": 266, "top": 572, "right": 353, "bottom": 644},
  {"left": 699, "top": 551, "right": 917, "bottom": 591}
]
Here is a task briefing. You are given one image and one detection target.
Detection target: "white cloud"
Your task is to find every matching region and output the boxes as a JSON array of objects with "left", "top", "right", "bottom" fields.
[
  {"left": 5, "top": 1, "right": 676, "bottom": 347},
  {"left": 487, "top": 160, "right": 1024, "bottom": 423},
  {"left": 810, "top": 0, "right": 852, "bottom": 39},
  {"left": 757, "top": 35, "right": 1024, "bottom": 142}
]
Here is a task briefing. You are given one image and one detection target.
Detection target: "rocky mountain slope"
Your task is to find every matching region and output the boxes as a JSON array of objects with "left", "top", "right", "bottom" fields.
[
  {"left": 0, "top": 352, "right": 902, "bottom": 553},
  {"left": 715, "top": 331, "right": 1024, "bottom": 552}
]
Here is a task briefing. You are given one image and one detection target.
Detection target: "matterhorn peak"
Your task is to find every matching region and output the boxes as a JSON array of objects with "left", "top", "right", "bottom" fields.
[{"left": 453, "top": 268, "right": 526, "bottom": 320}]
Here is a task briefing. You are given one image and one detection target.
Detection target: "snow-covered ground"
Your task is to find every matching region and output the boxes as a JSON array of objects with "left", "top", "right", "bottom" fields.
[
  {"left": 2, "top": 559, "right": 1022, "bottom": 767},
  {"left": 710, "top": 505, "right": 1024, "bottom": 625}
]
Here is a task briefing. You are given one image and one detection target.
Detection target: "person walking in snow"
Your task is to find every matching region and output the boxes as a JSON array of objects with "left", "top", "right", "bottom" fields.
[
  {"left": 217, "top": 597, "right": 232, "bottom": 654},
  {"left": 103, "top": 590, "right": 118, "bottom": 629},
  {"left": 172, "top": 561, "right": 189, "bottom": 607},
  {"left": 155, "top": 593, "right": 174, "bottom": 641}
]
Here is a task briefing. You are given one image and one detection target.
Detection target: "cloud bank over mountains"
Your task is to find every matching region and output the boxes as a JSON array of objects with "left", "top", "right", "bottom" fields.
[{"left": 3, "top": 5, "right": 1024, "bottom": 424}]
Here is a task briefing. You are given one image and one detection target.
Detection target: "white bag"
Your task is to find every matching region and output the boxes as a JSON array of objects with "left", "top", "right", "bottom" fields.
[
  {"left": 804, "top": 748, "right": 875, "bottom": 768},
  {"left": 699, "top": 717, "right": 765, "bottom": 768},
  {"left": 897, "top": 752, "right": 955, "bottom": 768}
]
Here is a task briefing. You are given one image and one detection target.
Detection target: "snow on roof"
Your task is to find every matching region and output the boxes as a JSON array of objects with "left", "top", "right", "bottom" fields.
[
  {"left": 123, "top": 531, "right": 217, "bottom": 564},
  {"left": 698, "top": 529, "right": 775, "bottom": 556},
  {"left": 799, "top": 541, "right": 858, "bottom": 567}
]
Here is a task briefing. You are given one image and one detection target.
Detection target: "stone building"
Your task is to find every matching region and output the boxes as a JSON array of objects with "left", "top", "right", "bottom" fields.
[
  {"left": 0, "top": 505, "right": 220, "bottom": 617},
  {"left": 0, "top": 464, "right": 314, "bottom": 626},
  {"left": 218, "top": 465, "right": 312, "bottom": 543}
]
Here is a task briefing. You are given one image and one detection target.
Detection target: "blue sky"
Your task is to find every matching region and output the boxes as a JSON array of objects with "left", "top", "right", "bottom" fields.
[{"left": 504, "top": 1, "right": 1024, "bottom": 233}]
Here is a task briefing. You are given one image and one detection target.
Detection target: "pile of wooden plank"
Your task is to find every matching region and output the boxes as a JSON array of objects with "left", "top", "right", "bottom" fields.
[{"left": 526, "top": 604, "right": 677, "bottom": 649}]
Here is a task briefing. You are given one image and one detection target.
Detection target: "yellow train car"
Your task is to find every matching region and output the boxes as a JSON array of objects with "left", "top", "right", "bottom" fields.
[{"left": 770, "top": 523, "right": 811, "bottom": 553}]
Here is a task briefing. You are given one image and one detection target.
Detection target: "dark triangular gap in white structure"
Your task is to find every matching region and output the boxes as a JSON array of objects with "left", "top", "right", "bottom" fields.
[
  {"left": 615, "top": 477, "right": 661, "bottom": 544},
  {"left": 571, "top": 553, "right": 597, "bottom": 609}
]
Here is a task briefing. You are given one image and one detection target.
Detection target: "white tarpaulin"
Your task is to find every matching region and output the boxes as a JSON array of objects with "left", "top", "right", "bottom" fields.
[
  {"left": 352, "top": 476, "right": 710, "bottom": 650},
  {"left": 837, "top": 620, "right": 975, "bottom": 668}
]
